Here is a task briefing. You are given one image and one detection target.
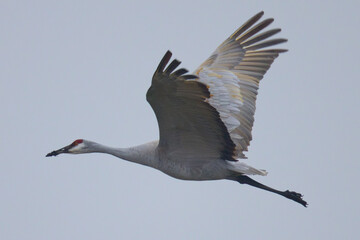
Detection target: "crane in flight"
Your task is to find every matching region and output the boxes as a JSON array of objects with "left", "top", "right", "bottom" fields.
[{"left": 47, "top": 12, "right": 307, "bottom": 207}]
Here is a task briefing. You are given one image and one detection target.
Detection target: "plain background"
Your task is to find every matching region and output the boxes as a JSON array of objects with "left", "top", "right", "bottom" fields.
[{"left": 1, "top": 1, "right": 359, "bottom": 239}]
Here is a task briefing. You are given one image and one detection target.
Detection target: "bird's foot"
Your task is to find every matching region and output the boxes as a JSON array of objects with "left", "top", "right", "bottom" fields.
[{"left": 284, "top": 190, "right": 308, "bottom": 207}]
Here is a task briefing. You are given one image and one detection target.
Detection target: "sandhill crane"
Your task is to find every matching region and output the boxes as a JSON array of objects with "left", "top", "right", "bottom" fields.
[{"left": 46, "top": 11, "right": 307, "bottom": 207}]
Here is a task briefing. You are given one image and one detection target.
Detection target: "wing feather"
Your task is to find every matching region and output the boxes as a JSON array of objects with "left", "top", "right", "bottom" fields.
[
  {"left": 194, "top": 11, "right": 287, "bottom": 158},
  {"left": 147, "top": 51, "right": 236, "bottom": 165}
]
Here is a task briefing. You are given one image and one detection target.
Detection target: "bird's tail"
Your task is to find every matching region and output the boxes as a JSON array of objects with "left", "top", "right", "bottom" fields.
[{"left": 226, "top": 161, "right": 267, "bottom": 176}]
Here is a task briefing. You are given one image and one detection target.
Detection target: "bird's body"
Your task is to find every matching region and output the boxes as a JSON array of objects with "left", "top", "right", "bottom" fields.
[
  {"left": 47, "top": 12, "right": 307, "bottom": 207},
  {"left": 73, "top": 140, "right": 257, "bottom": 181}
]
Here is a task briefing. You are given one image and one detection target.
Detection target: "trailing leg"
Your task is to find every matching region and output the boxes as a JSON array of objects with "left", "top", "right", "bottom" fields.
[{"left": 235, "top": 175, "right": 308, "bottom": 207}]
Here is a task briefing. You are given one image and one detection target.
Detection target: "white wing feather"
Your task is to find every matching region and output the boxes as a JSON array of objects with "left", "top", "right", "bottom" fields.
[{"left": 194, "top": 11, "right": 287, "bottom": 159}]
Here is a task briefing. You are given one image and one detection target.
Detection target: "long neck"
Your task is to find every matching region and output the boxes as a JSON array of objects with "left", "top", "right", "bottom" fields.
[{"left": 90, "top": 141, "right": 159, "bottom": 167}]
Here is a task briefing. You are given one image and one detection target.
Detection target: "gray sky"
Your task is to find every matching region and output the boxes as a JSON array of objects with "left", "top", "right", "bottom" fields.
[{"left": 1, "top": 0, "right": 359, "bottom": 239}]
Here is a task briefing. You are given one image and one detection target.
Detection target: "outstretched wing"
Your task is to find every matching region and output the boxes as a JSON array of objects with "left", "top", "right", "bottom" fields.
[
  {"left": 147, "top": 51, "right": 236, "bottom": 165},
  {"left": 194, "top": 11, "right": 287, "bottom": 158}
]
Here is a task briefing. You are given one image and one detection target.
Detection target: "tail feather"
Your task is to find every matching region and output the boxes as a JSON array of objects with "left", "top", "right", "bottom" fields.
[{"left": 227, "top": 161, "right": 267, "bottom": 176}]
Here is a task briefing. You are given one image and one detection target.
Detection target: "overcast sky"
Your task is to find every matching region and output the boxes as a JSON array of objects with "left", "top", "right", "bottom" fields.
[{"left": 1, "top": 1, "right": 359, "bottom": 239}]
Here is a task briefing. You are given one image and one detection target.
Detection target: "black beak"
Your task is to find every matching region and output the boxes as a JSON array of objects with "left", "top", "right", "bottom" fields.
[{"left": 46, "top": 145, "right": 72, "bottom": 157}]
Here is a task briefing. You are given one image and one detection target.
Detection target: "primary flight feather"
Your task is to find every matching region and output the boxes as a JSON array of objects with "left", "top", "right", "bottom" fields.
[{"left": 47, "top": 11, "right": 307, "bottom": 207}]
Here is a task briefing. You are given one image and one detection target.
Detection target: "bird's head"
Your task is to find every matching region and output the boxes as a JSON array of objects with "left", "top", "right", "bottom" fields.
[{"left": 46, "top": 139, "right": 91, "bottom": 157}]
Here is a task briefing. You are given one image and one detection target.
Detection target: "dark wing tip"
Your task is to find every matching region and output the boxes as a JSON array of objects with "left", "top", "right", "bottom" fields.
[
  {"left": 251, "top": 11, "right": 265, "bottom": 23},
  {"left": 236, "top": 18, "right": 274, "bottom": 43},
  {"left": 165, "top": 59, "right": 181, "bottom": 74},
  {"left": 278, "top": 49, "right": 288, "bottom": 53},
  {"left": 182, "top": 74, "right": 199, "bottom": 80},
  {"left": 172, "top": 68, "right": 188, "bottom": 76},
  {"left": 154, "top": 51, "right": 197, "bottom": 79},
  {"left": 155, "top": 50, "right": 172, "bottom": 74},
  {"left": 230, "top": 11, "right": 265, "bottom": 39},
  {"left": 244, "top": 38, "right": 288, "bottom": 51}
]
